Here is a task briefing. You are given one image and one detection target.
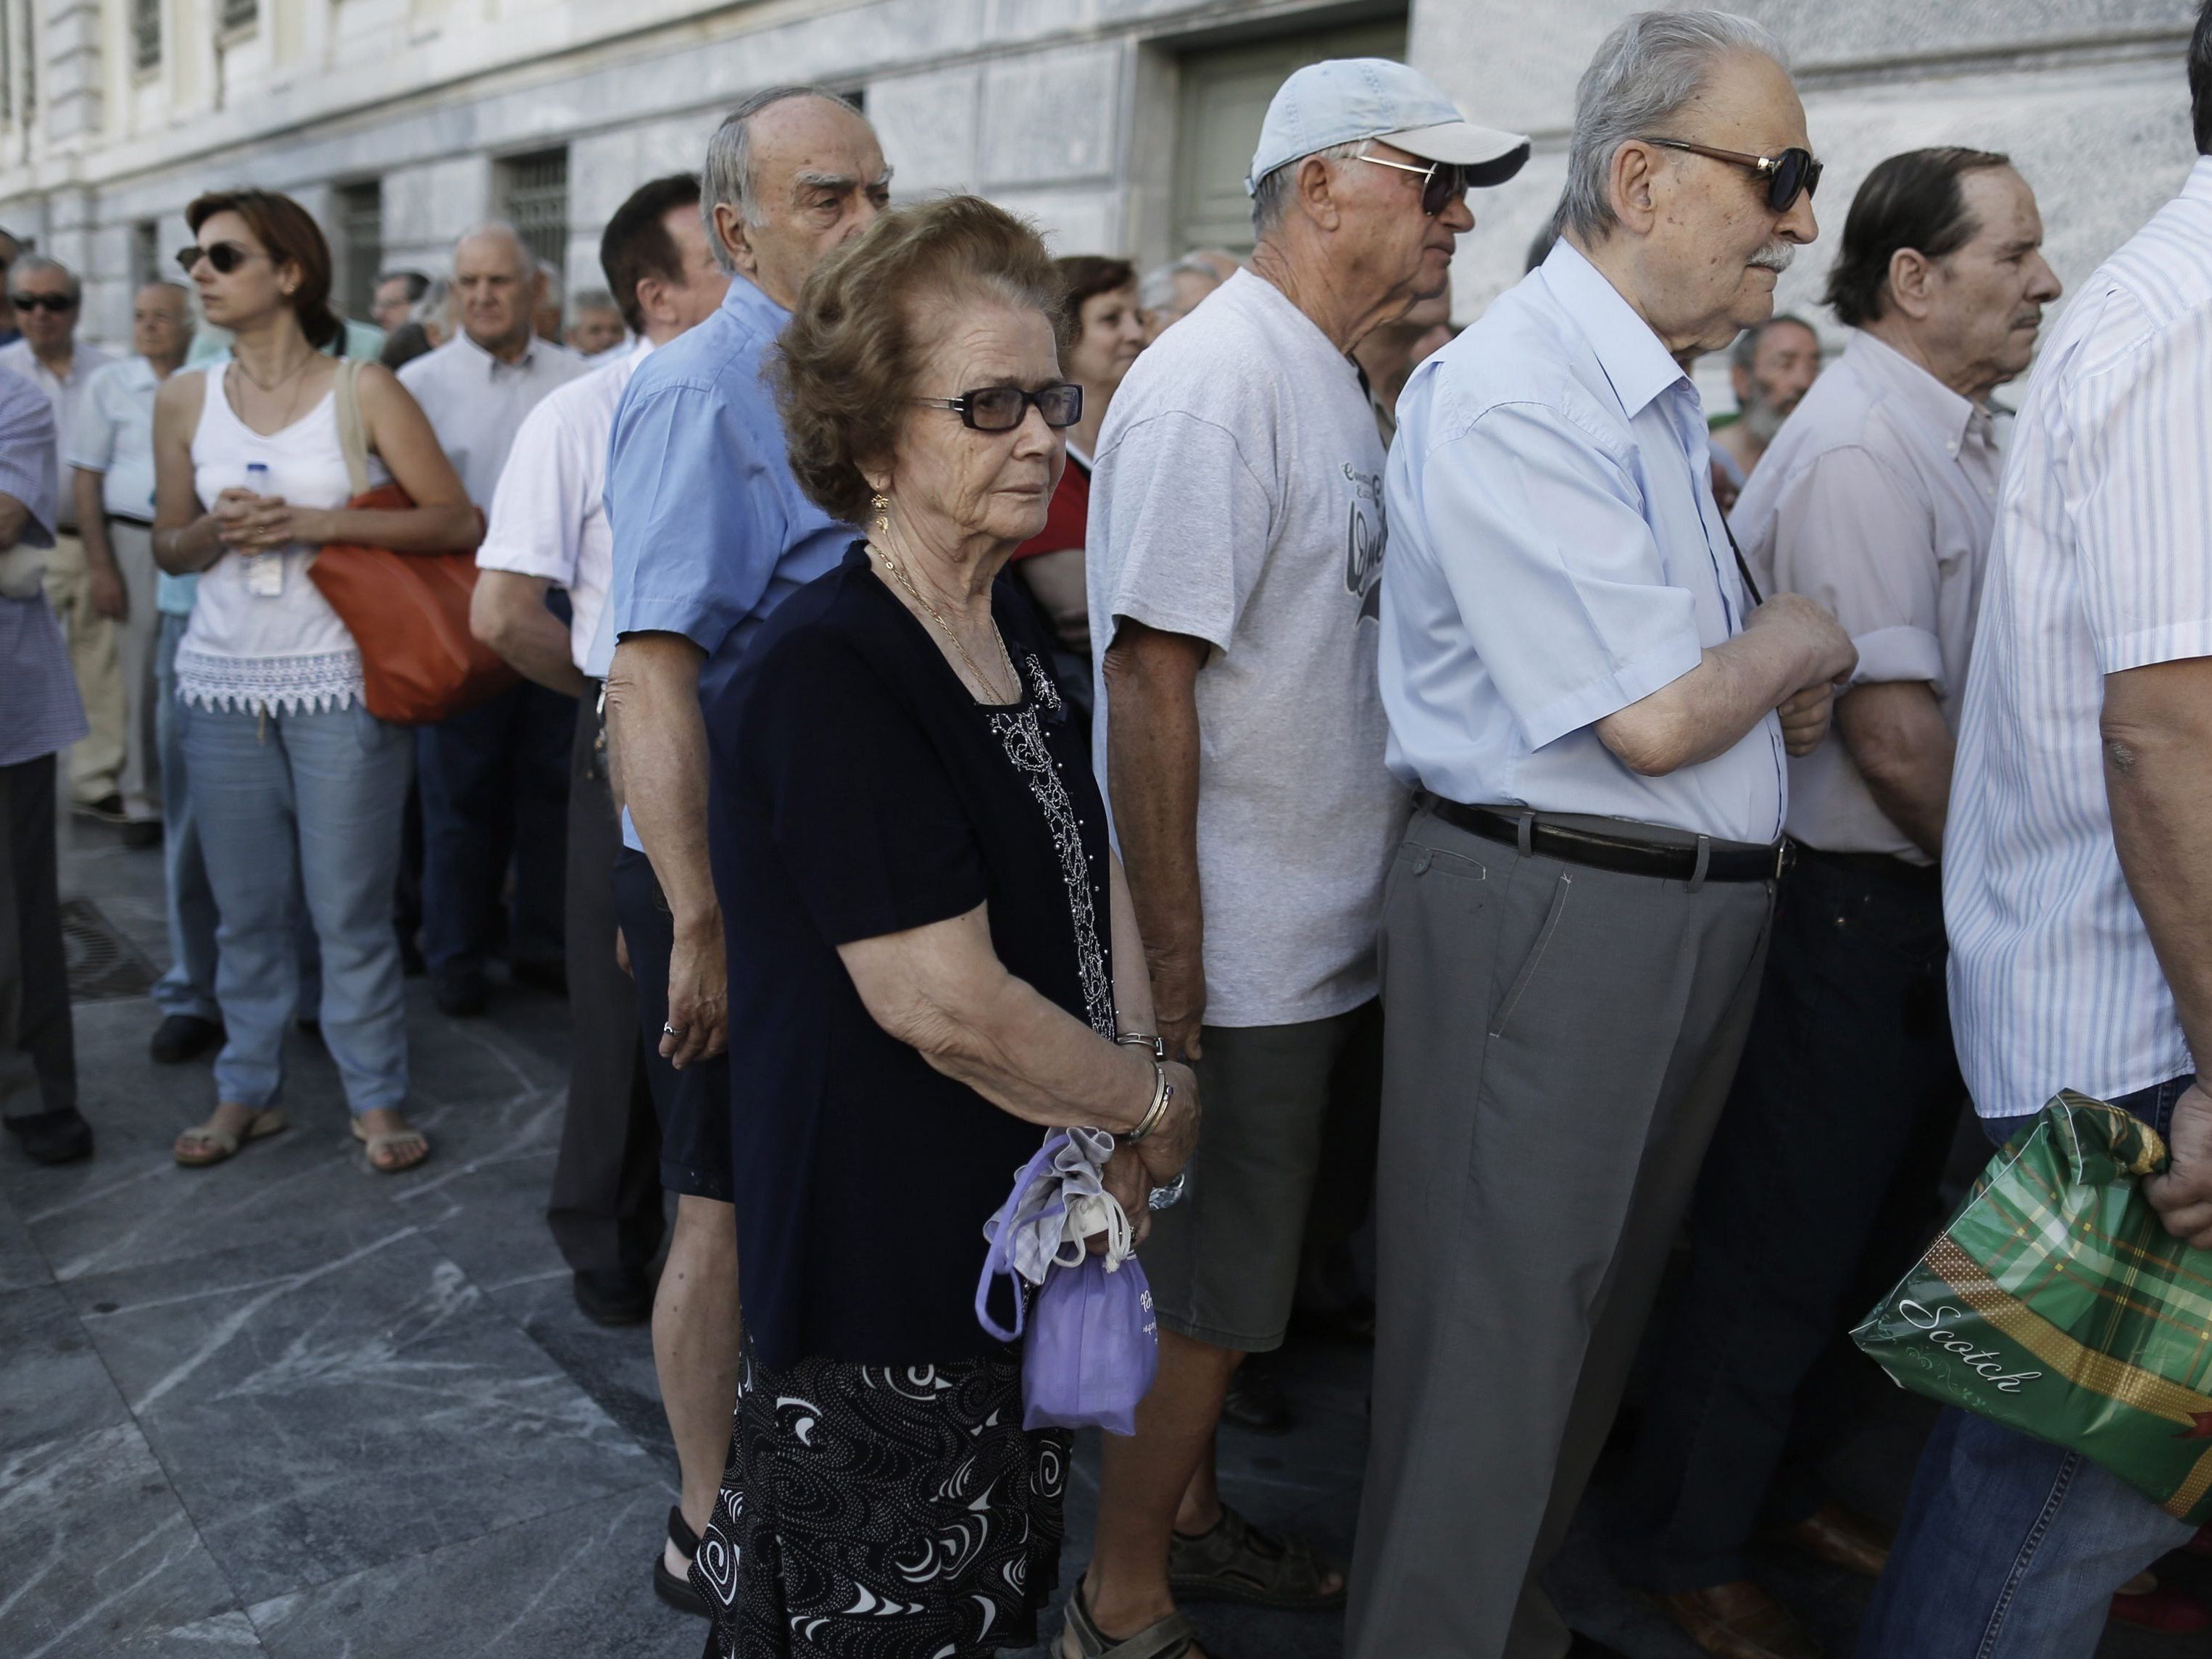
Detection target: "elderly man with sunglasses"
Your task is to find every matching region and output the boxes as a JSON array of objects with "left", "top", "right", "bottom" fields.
[
  {"left": 1066, "top": 58, "right": 1528, "bottom": 1659},
  {"left": 1, "top": 257, "right": 116, "bottom": 825},
  {"left": 1349, "top": 15, "right": 1854, "bottom": 1659}
]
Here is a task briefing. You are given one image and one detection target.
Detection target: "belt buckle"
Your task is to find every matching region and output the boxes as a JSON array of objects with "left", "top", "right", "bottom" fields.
[{"left": 1774, "top": 839, "right": 1795, "bottom": 881}]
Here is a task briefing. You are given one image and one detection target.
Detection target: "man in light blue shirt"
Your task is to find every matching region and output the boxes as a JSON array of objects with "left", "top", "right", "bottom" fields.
[
  {"left": 1349, "top": 16, "right": 1854, "bottom": 1659},
  {"left": 600, "top": 83, "right": 886, "bottom": 1610}
]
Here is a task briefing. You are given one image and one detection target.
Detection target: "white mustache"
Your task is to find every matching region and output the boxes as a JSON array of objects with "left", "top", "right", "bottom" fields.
[{"left": 1748, "top": 242, "right": 1795, "bottom": 274}]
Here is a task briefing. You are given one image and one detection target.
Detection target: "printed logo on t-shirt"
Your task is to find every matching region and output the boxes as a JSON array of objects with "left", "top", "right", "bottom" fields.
[{"left": 1343, "top": 463, "right": 1387, "bottom": 623}]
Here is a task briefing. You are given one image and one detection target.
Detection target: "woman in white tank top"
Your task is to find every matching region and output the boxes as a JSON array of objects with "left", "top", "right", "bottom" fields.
[{"left": 151, "top": 189, "right": 477, "bottom": 1176}]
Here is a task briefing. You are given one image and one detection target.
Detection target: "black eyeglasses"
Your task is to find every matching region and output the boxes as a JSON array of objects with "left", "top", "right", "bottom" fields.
[
  {"left": 9, "top": 292, "right": 75, "bottom": 313},
  {"left": 175, "top": 242, "right": 263, "bottom": 276},
  {"left": 1357, "top": 153, "right": 1469, "bottom": 218},
  {"left": 915, "top": 383, "right": 1082, "bottom": 432},
  {"left": 1642, "top": 138, "right": 1821, "bottom": 214}
]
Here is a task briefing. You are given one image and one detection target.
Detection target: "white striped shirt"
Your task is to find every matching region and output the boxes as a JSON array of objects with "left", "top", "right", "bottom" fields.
[{"left": 1945, "top": 156, "right": 2212, "bottom": 1120}]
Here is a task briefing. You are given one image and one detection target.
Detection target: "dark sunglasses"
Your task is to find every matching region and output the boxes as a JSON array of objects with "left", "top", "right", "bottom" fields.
[
  {"left": 175, "top": 242, "right": 263, "bottom": 276},
  {"left": 1357, "top": 153, "right": 1469, "bottom": 218},
  {"left": 915, "top": 383, "right": 1082, "bottom": 433},
  {"left": 9, "top": 291, "right": 75, "bottom": 313},
  {"left": 1642, "top": 138, "right": 1822, "bottom": 214}
]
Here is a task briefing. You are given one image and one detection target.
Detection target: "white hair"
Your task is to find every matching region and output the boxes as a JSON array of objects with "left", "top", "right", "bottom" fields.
[
  {"left": 1250, "top": 139, "right": 1371, "bottom": 239},
  {"left": 1561, "top": 9, "right": 1787, "bottom": 242},
  {"left": 1138, "top": 252, "right": 1224, "bottom": 311},
  {"left": 700, "top": 84, "right": 857, "bottom": 273}
]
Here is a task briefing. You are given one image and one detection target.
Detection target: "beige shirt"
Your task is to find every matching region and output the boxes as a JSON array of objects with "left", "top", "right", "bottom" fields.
[
  {"left": 1731, "top": 329, "right": 2000, "bottom": 863},
  {"left": 396, "top": 329, "right": 586, "bottom": 507}
]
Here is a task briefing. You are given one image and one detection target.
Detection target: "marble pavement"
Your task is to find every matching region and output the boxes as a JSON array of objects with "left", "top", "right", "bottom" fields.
[{"left": 1, "top": 823, "right": 2191, "bottom": 1658}]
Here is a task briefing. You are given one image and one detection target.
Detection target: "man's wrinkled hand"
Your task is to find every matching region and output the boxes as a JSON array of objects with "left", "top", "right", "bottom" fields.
[
  {"left": 2145, "top": 1081, "right": 2212, "bottom": 1250},
  {"left": 1148, "top": 949, "right": 1207, "bottom": 1062},
  {"left": 1777, "top": 681, "right": 1834, "bottom": 757},
  {"left": 661, "top": 913, "right": 728, "bottom": 1069}
]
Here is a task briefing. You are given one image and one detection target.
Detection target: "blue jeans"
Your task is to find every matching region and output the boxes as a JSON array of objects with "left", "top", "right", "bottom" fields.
[
  {"left": 151, "top": 613, "right": 219, "bottom": 1023},
  {"left": 1856, "top": 1073, "right": 2201, "bottom": 1658},
  {"left": 153, "top": 615, "right": 320, "bottom": 1023},
  {"left": 182, "top": 698, "right": 410, "bottom": 1115}
]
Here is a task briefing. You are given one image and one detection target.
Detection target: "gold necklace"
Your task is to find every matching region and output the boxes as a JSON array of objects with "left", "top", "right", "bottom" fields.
[
  {"left": 869, "top": 539, "right": 1018, "bottom": 702},
  {"left": 229, "top": 349, "right": 316, "bottom": 431}
]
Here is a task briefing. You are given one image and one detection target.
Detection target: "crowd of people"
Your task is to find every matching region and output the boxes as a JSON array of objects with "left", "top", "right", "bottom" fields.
[{"left": 4, "top": 7, "right": 2212, "bottom": 1659}]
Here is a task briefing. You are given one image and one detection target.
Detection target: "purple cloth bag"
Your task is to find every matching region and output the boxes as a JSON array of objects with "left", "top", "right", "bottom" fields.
[{"left": 976, "top": 1127, "right": 1160, "bottom": 1436}]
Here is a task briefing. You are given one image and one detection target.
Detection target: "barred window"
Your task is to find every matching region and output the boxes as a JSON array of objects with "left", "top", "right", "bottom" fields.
[
  {"left": 220, "top": 0, "right": 257, "bottom": 33},
  {"left": 338, "top": 181, "right": 383, "bottom": 320},
  {"left": 497, "top": 149, "right": 569, "bottom": 273},
  {"left": 133, "top": 0, "right": 161, "bottom": 71}
]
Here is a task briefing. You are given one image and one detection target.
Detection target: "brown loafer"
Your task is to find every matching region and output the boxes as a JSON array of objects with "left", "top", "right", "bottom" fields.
[
  {"left": 1774, "top": 1501, "right": 1891, "bottom": 1579},
  {"left": 1651, "top": 1581, "right": 1822, "bottom": 1659}
]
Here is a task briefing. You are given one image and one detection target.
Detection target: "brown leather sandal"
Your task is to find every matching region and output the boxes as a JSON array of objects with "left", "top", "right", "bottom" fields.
[
  {"left": 1167, "top": 1502, "right": 1345, "bottom": 1610},
  {"left": 1059, "top": 1580, "right": 1199, "bottom": 1659}
]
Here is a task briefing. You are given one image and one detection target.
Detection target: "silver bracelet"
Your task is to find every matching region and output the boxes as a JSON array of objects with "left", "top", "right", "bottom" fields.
[{"left": 1147, "top": 1173, "right": 1188, "bottom": 1210}]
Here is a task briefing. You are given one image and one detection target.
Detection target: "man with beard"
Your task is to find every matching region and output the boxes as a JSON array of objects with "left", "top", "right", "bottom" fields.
[
  {"left": 1612, "top": 144, "right": 2062, "bottom": 1659},
  {"left": 1709, "top": 312, "right": 1818, "bottom": 510},
  {"left": 1352, "top": 14, "right": 1853, "bottom": 1657}
]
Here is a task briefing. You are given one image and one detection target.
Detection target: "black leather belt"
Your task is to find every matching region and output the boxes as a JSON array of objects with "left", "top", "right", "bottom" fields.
[{"left": 1419, "top": 794, "right": 1787, "bottom": 884}]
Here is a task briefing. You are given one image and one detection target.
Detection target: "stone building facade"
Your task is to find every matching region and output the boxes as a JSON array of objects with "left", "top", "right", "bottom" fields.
[{"left": 0, "top": 0, "right": 2199, "bottom": 352}]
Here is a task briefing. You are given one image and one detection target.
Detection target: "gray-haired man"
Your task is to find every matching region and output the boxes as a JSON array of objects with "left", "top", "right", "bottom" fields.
[
  {"left": 1352, "top": 14, "right": 1852, "bottom": 1659},
  {"left": 602, "top": 83, "right": 886, "bottom": 1613},
  {"left": 1070, "top": 55, "right": 1528, "bottom": 1659}
]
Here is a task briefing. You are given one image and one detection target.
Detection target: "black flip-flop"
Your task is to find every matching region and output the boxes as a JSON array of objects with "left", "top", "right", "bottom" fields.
[{"left": 656, "top": 1505, "right": 712, "bottom": 1618}]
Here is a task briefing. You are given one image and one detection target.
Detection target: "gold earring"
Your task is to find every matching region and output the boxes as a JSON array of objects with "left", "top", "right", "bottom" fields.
[{"left": 870, "top": 492, "right": 891, "bottom": 537}]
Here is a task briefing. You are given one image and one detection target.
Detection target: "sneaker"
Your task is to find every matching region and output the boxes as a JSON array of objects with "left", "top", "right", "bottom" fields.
[
  {"left": 149, "top": 1013, "right": 224, "bottom": 1064},
  {"left": 433, "top": 966, "right": 489, "bottom": 1018},
  {"left": 4, "top": 1107, "right": 94, "bottom": 1164}
]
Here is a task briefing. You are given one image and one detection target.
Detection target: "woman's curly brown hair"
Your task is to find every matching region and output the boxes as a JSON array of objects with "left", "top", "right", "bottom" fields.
[{"left": 776, "top": 195, "right": 1076, "bottom": 523}]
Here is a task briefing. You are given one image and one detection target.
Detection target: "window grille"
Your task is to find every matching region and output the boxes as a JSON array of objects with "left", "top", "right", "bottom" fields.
[
  {"left": 130, "top": 221, "right": 158, "bottom": 290},
  {"left": 220, "top": 0, "right": 257, "bottom": 33},
  {"left": 498, "top": 149, "right": 570, "bottom": 273},
  {"left": 338, "top": 182, "right": 383, "bottom": 320},
  {"left": 132, "top": 0, "right": 160, "bottom": 70}
]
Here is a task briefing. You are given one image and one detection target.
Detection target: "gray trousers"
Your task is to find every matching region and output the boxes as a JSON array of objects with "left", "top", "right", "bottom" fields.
[{"left": 1347, "top": 805, "right": 1773, "bottom": 1659}]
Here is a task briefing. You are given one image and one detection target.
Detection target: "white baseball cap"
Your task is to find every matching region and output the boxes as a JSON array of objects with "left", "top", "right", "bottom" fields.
[{"left": 1247, "top": 58, "right": 1531, "bottom": 196}]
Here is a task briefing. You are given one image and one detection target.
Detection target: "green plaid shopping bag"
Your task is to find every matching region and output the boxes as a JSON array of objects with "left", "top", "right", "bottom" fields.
[{"left": 1851, "top": 1091, "right": 2212, "bottom": 1525}]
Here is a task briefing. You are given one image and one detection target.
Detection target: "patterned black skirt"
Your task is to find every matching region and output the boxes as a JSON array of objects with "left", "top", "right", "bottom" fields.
[{"left": 692, "top": 1344, "right": 1069, "bottom": 1659}]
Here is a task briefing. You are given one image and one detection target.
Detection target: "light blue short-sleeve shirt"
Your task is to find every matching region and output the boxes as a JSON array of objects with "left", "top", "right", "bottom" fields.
[
  {"left": 1379, "top": 241, "right": 1785, "bottom": 844},
  {"left": 604, "top": 274, "right": 852, "bottom": 851}
]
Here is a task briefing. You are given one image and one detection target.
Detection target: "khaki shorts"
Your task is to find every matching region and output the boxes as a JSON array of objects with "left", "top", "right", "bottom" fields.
[{"left": 1139, "top": 999, "right": 1381, "bottom": 1352}]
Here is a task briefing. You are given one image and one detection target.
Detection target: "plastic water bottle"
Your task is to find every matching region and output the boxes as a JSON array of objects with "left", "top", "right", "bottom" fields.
[{"left": 244, "top": 461, "right": 283, "bottom": 596}]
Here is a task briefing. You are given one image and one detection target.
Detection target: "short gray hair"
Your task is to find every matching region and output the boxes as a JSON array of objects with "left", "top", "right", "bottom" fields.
[
  {"left": 11, "top": 252, "right": 77, "bottom": 301},
  {"left": 701, "top": 84, "right": 857, "bottom": 272},
  {"left": 1561, "top": 9, "right": 1787, "bottom": 242},
  {"left": 1137, "top": 252, "right": 1224, "bottom": 311},
  {"left": 454, "top": 221, "right": 533, "bottom": 273},
  {"left": 1250, "top": 138, "right": 1370, "bottom": 239}
]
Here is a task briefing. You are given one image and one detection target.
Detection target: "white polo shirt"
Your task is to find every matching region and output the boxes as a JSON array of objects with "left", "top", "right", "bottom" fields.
[
  {"left": 1945, "top": 157, "right": 2212, "bottom": 1120},
  {"left": 475, "top": 337, "right": 650, "bottom": 674}
]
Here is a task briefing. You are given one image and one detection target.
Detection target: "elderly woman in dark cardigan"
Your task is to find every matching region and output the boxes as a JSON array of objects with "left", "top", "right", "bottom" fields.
[{"left": 690, "top": 195, "right": 1200, "bottom": 1659}]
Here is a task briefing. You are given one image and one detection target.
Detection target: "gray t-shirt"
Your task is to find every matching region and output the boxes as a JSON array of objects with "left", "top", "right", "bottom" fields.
[{"left": 1087, "top": 270, "right": 1407, "bottom": 1028}]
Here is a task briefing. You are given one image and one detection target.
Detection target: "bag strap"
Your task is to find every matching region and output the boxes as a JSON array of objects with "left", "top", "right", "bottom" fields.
[{"left": 332, "top": 359, "right": 372, "bottom": 499}]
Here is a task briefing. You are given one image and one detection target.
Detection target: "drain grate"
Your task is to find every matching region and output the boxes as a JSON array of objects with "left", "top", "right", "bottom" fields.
[{"left": 60, "top": 897, "right": 157, "bottom": 1002}]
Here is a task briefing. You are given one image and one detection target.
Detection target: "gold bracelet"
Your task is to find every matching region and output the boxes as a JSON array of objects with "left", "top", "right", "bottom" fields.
[{"left": 1123, "top": 1060, "right": 1173, "bottom": 1143}]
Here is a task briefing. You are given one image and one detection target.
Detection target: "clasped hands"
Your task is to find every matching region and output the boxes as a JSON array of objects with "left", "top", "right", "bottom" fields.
[
  {"left": 212, "top": 486, "right": 333, "bottom": 554},
  {"left": 1750, "top": 591, "right": 1858, "bottom": 757}
]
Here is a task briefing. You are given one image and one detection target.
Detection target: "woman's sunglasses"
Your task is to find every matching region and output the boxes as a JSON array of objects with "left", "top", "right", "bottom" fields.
[
  {"left": 1358, "top": 153, "right": 1469, "bottom": 218},
  {"left": 915, "top": 383, "right": 1083, "bottom": 432},
  {"left": 1642, "top": 138, "right": 1822, "bottom": 215},
  {"left": 175, "top": 242, "right": 265, "bottom": 276}
]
